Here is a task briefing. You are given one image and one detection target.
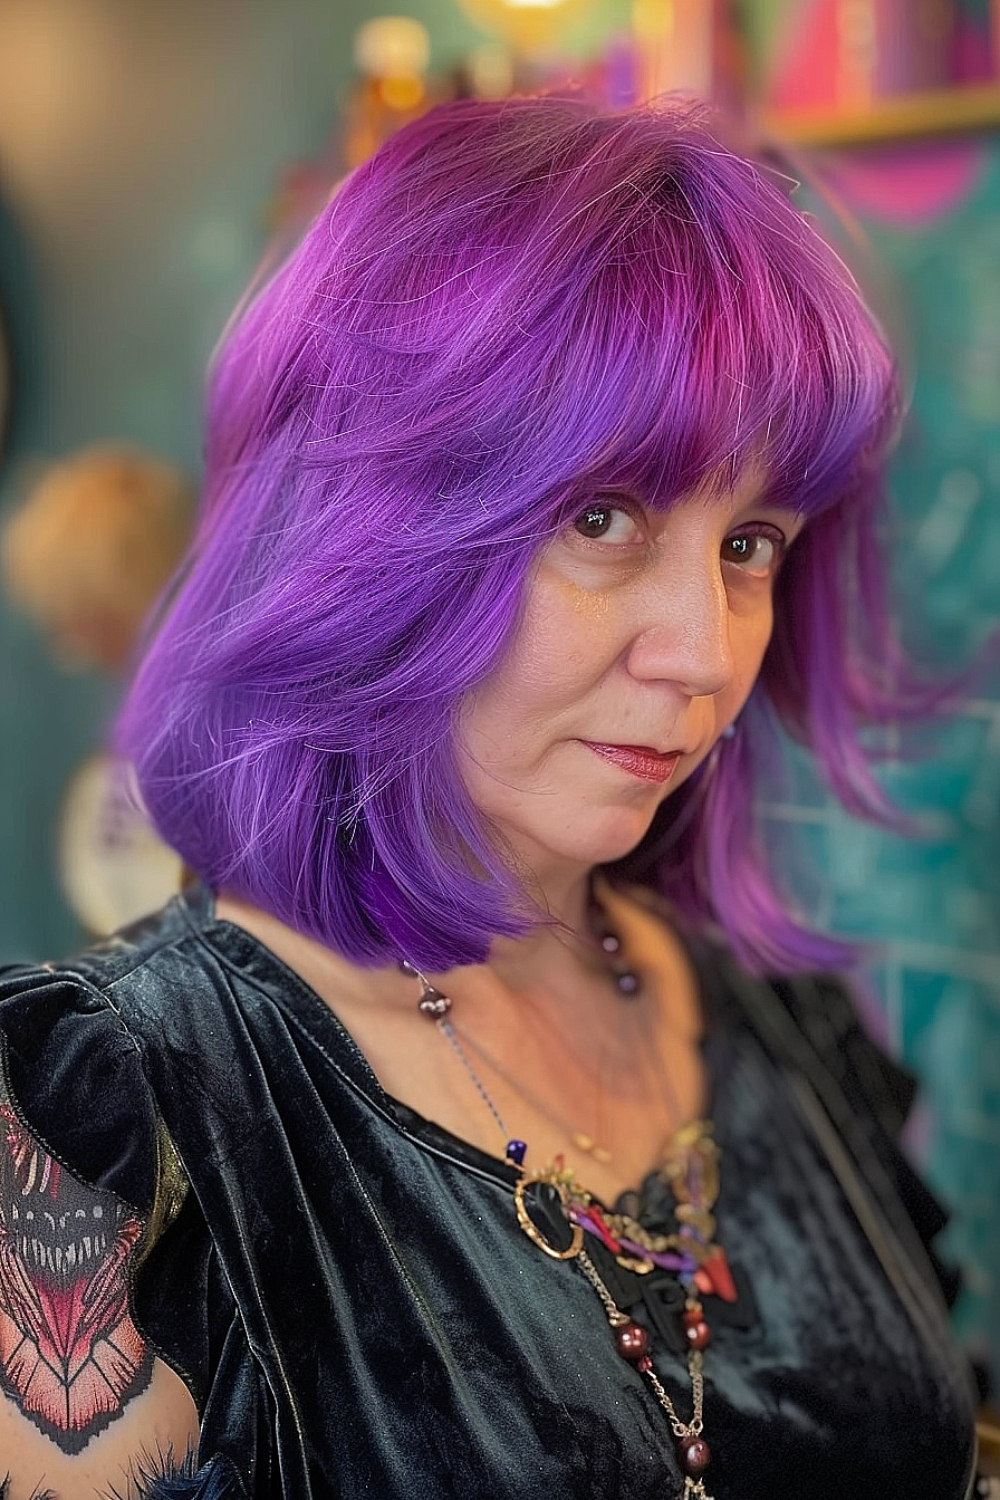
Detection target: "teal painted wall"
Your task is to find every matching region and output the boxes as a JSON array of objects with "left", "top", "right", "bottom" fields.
[{"left": 762, "top": 137, "right": 1000, "bottom": 1369}]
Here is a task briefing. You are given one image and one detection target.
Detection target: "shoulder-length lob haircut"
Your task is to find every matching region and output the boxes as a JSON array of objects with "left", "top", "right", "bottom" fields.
[{"left": 119, "top": 95, "right": 908, "bottom": 974}]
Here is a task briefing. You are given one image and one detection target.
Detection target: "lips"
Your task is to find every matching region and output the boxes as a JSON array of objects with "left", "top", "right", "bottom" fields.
[{"left": 583, "top": 742, "right": 681, "bottom": 784}]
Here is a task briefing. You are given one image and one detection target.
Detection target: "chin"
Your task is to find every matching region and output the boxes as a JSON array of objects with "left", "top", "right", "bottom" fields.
[{"left": 536, "top": 804, "right": 662, "bottom": 871}]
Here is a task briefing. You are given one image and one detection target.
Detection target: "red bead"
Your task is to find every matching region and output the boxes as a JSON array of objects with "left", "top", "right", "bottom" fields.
[
  {"left": 614, "top": 1321, "right": 649, "bottom": 1362},
  {"left": 678, "top": 1437, "right": 711, "bottom": 1477},
  {"left": 699, "top": 1247, "right": 738, "bottom": 1302},
  {"left": 682, "top": 1306, "right": 705, "bottom": 1328},
  {"left": 637, "top": 1355, "right": 652, "bottom": 1374},
  {"left": 684, "top": 1320, "right": 711, "bottom": 1351}
]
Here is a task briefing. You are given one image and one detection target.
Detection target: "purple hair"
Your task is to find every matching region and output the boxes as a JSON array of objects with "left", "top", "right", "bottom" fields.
[{"left": 118, "top": 94, "right": 908, "bottom": 974}]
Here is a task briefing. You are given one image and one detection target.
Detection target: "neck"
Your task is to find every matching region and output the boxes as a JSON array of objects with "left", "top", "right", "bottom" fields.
[
  {"left": 218, "top": 862, "right": 616, "bottom": 1017},
  {"left": 421, "top": 865, "right": 621, "bottom": 1010}
]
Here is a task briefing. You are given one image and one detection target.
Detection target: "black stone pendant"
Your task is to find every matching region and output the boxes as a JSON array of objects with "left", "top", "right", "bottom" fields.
[{"left": 637, "top": 1272, "right": 689, "bottom": 1354}]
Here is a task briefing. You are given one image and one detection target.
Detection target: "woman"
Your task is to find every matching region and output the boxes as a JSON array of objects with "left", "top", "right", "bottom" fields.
[{"left": 0, "top": 96, "right": 979, "bottom": 1499}]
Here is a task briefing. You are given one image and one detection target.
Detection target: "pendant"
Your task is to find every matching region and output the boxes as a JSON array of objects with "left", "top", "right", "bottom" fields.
[{"left": 684, "top": 1482, "right": 715, "bottom": 1500}]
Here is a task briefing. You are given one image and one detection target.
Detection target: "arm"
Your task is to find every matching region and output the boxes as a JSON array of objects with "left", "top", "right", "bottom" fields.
[{"left": 0, "top": 1101, "right": 199, "bottom": 1500}]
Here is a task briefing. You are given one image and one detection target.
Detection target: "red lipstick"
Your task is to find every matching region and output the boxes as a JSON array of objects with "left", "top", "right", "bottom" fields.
[{"left": 583, "top": 742, "right": 681, "bottom": 784}]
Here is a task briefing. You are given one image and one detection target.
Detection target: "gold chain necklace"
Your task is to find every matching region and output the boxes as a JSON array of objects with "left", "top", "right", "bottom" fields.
[{"left": 444, "top": 1016, "right": 614, "bottom": 1165}]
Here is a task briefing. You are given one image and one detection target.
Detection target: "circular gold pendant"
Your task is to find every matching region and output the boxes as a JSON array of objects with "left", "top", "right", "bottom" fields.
[{"left": 514, "top": 1172, "right": 584, "bottom": 1261}]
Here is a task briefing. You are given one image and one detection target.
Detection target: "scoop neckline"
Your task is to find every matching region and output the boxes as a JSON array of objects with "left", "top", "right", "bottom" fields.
[{"left": 180, "top": 880, "right": 733, "bottom": 1203}]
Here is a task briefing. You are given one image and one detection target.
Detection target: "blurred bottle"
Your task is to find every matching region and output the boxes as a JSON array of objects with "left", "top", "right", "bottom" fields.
[
  {"left": 633, "top": 0, "right": 747, "bottom": 113},
  {"left": 343, "top": 16, "right": 440, "bottom": 169}
]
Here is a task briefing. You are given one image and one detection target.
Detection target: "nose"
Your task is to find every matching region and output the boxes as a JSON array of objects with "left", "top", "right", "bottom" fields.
[{"left": 623, "top": 552, "right": 734, "bottom": 700}]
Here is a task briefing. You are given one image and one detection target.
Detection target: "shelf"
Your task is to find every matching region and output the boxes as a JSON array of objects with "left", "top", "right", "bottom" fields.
[{"left": 760, "top": 82, "right": 1000, "bottom": 147}]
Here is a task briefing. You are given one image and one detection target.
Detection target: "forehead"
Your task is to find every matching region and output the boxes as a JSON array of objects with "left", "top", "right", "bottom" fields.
[{"left": 677, "top": 460, "right": 771, "bottom": 509}]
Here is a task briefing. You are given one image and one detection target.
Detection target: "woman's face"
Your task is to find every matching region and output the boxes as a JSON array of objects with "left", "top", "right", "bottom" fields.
[{"left": 457, "top": 475, "right": 805, "bottom": 882}]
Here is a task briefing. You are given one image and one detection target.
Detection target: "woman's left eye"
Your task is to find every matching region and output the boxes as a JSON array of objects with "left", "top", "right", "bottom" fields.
[{"left": 721, "top": 526, "right": 786, "bottom": 578}]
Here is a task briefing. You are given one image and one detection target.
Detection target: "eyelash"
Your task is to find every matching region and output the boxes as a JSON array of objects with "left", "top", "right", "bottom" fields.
[{"left": 570, "top": 503, "right": 789, "bottom": 579}]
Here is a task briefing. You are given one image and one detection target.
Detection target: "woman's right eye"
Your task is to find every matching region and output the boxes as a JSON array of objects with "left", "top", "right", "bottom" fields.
[{"left": 572, "top": 504, "right": 640, "bottom": 544}]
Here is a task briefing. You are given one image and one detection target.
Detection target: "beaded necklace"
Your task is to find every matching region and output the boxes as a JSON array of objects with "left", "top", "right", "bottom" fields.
[{"left": 401, "top": 901, "right": 736, "bottom": 1500}]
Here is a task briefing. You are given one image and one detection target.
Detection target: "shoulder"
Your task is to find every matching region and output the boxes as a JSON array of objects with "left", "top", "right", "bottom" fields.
[
  {"left": 0, "top": 901, "right": 204, "bottom": 1409},
  {"left": 0, "top": 898, "right": 258, "bottom": 1494},
  {"left": 0, "top": 983, "right": 200, "bottom": 1492},
  {"left": 0, "top": 900, "right": 192, "bottom": 1364},
  {"left": 620, "top": 886, "right": 913, "bottom": 1132},
  {"left": 0, "top": 886, "right": 252, "bottom": 1174},
  {"left": 710, "top": 953, "right": 961, "bottom": 1302},
  {"left": 0, "top": 894, "right": 206, "bottom": 1212},
  {"left": 762, "top": 967, "right": 917, "bottom": 1142}
]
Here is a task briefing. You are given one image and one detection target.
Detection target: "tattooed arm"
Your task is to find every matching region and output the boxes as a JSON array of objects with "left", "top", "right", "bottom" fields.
[
  {"left": 0, "top": 1442, "right": 200, "bottom": 1500},
  {"left": 0, "top": 1443, "right": 199, "bottom": 1500},
  {"left": 0, "top": 1103, "right": 199, "bottom": 1500}
]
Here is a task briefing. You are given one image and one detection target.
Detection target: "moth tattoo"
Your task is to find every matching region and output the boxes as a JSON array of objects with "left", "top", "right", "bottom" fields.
[{"left": 0, "top": 1086, "right": 152, "bottom": 1453}]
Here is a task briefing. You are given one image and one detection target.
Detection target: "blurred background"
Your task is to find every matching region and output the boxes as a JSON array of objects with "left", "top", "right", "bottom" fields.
[{"left": 0, "top": 0, "right": 998, "bottom": 1379}]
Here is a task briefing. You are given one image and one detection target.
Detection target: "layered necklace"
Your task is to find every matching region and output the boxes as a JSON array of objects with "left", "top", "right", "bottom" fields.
[{"left": 400, "top": 894, "right": 737, "bottom": 1500}]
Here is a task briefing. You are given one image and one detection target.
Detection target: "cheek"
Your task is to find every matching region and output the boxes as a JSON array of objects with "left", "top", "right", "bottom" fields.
[
  {"left": 736, "top": 608, "right": 773, "bottom": 692},
  {"left": 518, "top": 571, "right": 610, "bottom": 664},
  {"left": 712, "top": 599, "right": 774, "bottom": 732},
  {"left": 470, "top": 575, "right": 609, "bottom": 719}
]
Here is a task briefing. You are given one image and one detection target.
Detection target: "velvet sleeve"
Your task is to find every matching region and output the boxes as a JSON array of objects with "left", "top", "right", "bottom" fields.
[{"left": 0, "top": 960, "right": 161, "bottom": 1219}]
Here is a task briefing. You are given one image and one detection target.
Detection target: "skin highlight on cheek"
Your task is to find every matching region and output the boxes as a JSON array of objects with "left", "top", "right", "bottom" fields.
[{"left": 549, "top": 572, "right": 611, "bottom": 618}]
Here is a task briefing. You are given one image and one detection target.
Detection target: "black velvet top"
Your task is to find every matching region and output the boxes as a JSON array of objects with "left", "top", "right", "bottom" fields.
[{"left": 0, "top": 886, "right": 978, "bottom": 1499}]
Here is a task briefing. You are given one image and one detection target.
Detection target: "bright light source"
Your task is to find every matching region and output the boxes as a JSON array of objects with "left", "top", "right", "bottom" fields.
[
  {"left": 353, "top": 16, "right": 431, "bottom": 79},
  {"left": 454, "top": 0, "right": 592, "bottom": 51}
]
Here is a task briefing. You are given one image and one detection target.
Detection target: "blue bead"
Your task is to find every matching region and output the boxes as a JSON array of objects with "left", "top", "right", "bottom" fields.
[{"left": 506, "top": 1139, "right": 527, "bottom": 1166}]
